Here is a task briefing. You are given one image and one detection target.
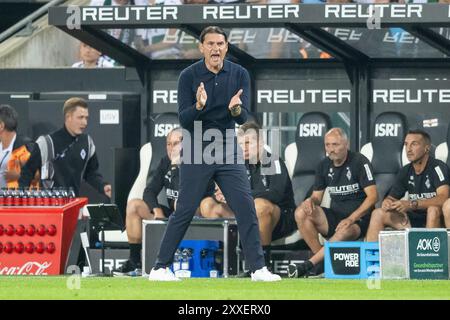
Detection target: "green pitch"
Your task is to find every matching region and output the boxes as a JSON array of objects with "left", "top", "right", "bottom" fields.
[{"left": 0, "top": 277, "right": 449, "bottom": 300}]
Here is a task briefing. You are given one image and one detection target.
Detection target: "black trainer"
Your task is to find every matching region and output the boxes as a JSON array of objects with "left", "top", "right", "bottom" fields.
[
  {"left": 112, "top": 260, "right": 142, "bottom": 277},
  {"left": 287, "top": 261, "right": 314, "bottom": 278},
  {"left": 313, "top": 261, "right": 325, "bottom": 276}
]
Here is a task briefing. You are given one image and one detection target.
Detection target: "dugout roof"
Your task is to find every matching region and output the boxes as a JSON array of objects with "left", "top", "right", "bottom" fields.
[
  {"left": 47, "top": 3, "right": 450, "bottom": 150},
  {"left": 48, "top": 3, "right": 450, "bottom": 68}
]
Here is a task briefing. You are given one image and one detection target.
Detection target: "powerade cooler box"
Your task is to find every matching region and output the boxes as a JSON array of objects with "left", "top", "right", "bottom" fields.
[
  {"left": 171, "top": 240, "right": 220, "bottom": 278},
  {"left": 324, "top": 241, "right": 380, "bottom": 279}
]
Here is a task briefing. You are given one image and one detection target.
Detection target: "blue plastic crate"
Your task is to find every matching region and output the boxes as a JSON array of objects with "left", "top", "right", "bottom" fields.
[
  {"left": 171, "top": 240, "right": 220, "bottom": 278},
  {"left": 324, "top": 241, "right": 380, "bottom": 279}
]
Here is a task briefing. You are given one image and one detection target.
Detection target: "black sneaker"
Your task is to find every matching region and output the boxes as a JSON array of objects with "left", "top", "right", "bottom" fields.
[
  {"left": 312, "top": 261, "right": 324, "bottom": 276},
  {"left": 287, "top": 261, "right": 314, "bottom": 278},
  {"left": 234, "top": 270, "right": 251, "bottom": 278},
  {"left": 112, "top": 260, "right": 142, "bottom": 277}
]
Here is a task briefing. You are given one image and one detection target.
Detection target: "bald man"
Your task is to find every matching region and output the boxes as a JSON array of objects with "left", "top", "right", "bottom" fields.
[{"left": 288, "top": 128, "right": 378, "bottom": 278}]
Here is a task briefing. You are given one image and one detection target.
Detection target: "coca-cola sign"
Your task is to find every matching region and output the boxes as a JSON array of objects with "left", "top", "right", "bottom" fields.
[{"left": 0, "top": 262, "right": 52, "bottom": 275}]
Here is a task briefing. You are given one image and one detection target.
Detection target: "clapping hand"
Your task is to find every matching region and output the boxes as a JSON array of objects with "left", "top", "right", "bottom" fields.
[{"left": 196, "top": 82, "right": 207, "bottom": 110}]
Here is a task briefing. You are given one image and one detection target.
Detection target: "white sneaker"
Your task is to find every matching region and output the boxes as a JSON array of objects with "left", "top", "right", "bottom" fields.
[
  {"left": 251, "top": 267, "right": 281, "bottom": 282},
  {"left": 148, "top": 267, "right": 181, "bottom": 281}
]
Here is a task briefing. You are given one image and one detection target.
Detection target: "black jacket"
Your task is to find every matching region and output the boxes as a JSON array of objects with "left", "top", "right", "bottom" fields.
[
  {"left": 143, "top": 156, "right": 179, "bottom": 211},
  {"left": 19, "top": 126, "right": 106, "bottom": 196},
  {"left": 143, "top": 155, "right": 215, "bottom": 212},
  {"left": 5, "top": 135, "right": 39, "bottom": 189},
  {"left": 246, "top": 154, "right": 296, "bottom": 209}
]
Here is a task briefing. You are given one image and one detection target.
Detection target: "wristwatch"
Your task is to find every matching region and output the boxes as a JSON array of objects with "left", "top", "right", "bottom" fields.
[
  {"left": 410, "top": 200, "right": 418, "bottom": 210},
  {"left": 230, "top": 104, "right": 242, "bottom": 117}
]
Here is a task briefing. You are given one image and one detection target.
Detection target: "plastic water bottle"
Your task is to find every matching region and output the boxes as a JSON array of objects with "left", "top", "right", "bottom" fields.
[
  {"left": 0, "top": 188, "right": 5, "bottom": 206},
  {"left": 57, "top": 188, "right": 64, "bottom": 206},
  {"left": 42, "top": 189, "right": 50, "bottom": 206},
  {"left": 5, "top": 189, "right": 13, "bottom": 206},
  {"left": 173, "top": 249, "right": 181, "bottom": 272},
  {"left": 82, "top": 266, "right": 91, "bottom": 278},
  {"left": 178, "top": 248, "right": 192, "bottom": 278},
  {"left": 30, "top": 188, "right": 39, "bottom": 206},
  {"left": 59, "top": 188, "right": 67, "bottom": 205},
  {"left": 68, "top": 187, "right": 76, "bottom": 202},
  {"left": 21, "top": 189, "right": 28, "bottom": 206},
  {"left": 181, "top": 248, "right": 190, "bottom": 271},
  {"left": 13, "top": 189, "right": 21, "bottom": 206}
]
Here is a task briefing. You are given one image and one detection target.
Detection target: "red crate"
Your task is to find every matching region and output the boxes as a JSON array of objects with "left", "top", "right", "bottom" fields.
[{"left": 0, "top": 198, "right": 87, "bottom": 275}]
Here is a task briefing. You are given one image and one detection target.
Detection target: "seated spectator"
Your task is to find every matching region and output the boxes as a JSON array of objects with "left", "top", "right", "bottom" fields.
[
  {"left": 112, "top": 128, "right": 214, "bottom": 277},
  {"left": 89, "top": 0, "right": 135, "bottom": 46},
  {"left": 0, "top": 105, "right": 39, "bottom": 189},
  {"left": 134, "top": 0, "right": 182, "bottom": 59},
  {"left": 237, "top": 122, "right": 297, "bottom": 268},
  {"left": 72, "top": 42, "right": 114, "bottom": 68},
  {"left": 288, "top": 128, "right": 378, "bottom": 278},
  {"left": 366, "top": 130, "right": 449, "bottom": 241}
]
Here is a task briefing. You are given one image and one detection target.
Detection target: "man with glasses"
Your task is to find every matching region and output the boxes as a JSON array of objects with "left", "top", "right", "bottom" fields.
[{"left": 149, "top": 26, "right": 280, "bottom": 281}]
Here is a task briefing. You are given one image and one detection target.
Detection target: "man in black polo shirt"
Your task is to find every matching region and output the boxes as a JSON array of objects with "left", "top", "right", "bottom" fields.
[
  {"left": 288, "top": 128, "right": 378, "bottom": 278},
  {"left": 149, "top": 26, "right": 280, "bottom": 281},
  {"left": 113, "top": 128, "right": 217, "bottom": 277},
  {"left": 366, "top": 130, "right": 449, "bottom": 241}
]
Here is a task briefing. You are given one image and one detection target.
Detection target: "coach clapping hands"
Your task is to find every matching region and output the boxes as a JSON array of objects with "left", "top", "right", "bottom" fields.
[{"left": 196, "top": 82, "right": 207, "bottom": 110}]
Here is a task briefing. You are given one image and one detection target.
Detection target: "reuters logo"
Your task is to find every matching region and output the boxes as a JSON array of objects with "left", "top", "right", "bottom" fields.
[{"left": 432, "top": 237, "right": 440, "bottom": 252}]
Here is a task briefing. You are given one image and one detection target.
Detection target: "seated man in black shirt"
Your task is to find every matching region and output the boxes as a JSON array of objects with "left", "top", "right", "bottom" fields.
[
  {"left": 288, "top": 128, "right": 378, "bottom": 278},
  {"left": 366, "top": 130, "right": 449, "bottom": 241},
  {"left": 237, "top": 122, "right": 297, "bottom": 268},
  {"left": 113, "top": 128, "right": 214, "bottom": 276},
  {"left": 198, "top": 183, "right": 235, "bottom": 218},
  {"left": 443, "top": 198, "right": 450, "bottom": 229}
]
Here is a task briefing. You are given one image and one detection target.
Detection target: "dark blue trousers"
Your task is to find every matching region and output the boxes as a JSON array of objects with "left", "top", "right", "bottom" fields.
[{"left": 155, "top": 162, "right": 265, "bottom": 272}]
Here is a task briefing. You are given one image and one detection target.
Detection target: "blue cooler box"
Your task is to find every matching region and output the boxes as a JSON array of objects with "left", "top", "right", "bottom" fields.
[
  {"left": 171, "top": 240, "right": 220, "bottom": 278},
  {"left": 324, "top": 241, "right": 380, "bottom": 279}
]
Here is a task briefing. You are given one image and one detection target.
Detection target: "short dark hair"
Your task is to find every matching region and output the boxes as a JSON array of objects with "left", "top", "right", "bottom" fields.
[
  {"left": 0, "top": 104, "right": 18, "bottom": 131},
  {"left": 63, "top": 97, "right": 88, "bottom": 117},
  {"left": 239, "top": 121, "right": 261, "bottom": 133},
  {"left": 199, "top": 26, "right": 228, "bottom": 43},
  {"left": 407, "top": 129, "right": 431, "bottom": 145},
  {"left": 238, "top": 121, "right": 263, "bottom": 141}
]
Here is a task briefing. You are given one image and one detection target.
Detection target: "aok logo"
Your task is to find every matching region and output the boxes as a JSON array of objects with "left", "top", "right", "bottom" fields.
[
  {"left": 416, "top": 237, "right": 440, "bottom": 252},
  {"left": 374, "top": 123, "right": 401, "bottom": 137},
  {"left": 299, "top": 123, "right": 326, "bottom": 137},
  {"left": 154, "top": 123, "right": 180, "bottom": 137}
]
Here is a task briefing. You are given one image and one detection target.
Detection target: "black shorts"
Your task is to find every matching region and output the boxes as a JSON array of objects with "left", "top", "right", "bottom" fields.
[
  {"left": 272, "top": 207, "right": 298, "bottom": 241},
  {"left": 158, "top": 205, "right": 173, "bottom": 218},
  {"left": 408, "top": 210, "right": 427, "bottom": 228},
  {"left": 322, "top": 207, "right": 370, "bottom": 239}
]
